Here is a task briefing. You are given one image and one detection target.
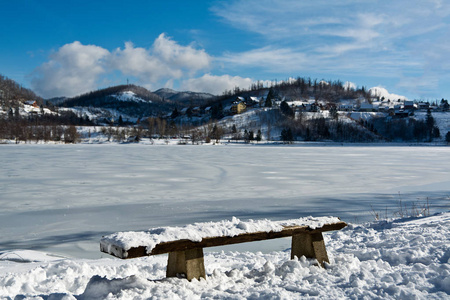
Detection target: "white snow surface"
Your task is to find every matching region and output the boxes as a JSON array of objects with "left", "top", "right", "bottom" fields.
[
  {"left": 1, "top": 144, "right": 449, "bottom": 298},
  {"left": 112, "top": 91, "right": 149, "bottom": 103},
  {"left": 101, "top": 216, "right": 342, "bottom": 254},
  {"left": 1, "top": 212, "right": 449, "bottom": 299},
  {"left": 1, "top": 144, "right": 449, "bottom": 260}
]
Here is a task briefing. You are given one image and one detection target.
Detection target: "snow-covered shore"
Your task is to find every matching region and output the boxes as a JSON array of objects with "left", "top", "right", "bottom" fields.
[{"left": 1, "top": 212, "right": 449, "bottom": 299}]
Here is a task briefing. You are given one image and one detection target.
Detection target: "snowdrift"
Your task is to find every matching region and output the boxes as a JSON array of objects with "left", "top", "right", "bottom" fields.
[{"left": 1, "top": 212, "right": 449, "bottom": 299}]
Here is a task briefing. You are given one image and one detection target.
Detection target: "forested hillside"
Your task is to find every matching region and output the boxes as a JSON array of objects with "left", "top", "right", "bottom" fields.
[
  {"left": 0, "top": 74, "right": 42, "bottom": 106},
  {"left": 1, "top": 73, "right": 449, "bottom": 144}
]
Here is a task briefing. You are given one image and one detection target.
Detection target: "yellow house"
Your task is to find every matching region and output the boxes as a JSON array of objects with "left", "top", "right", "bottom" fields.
[{"left": 231, "top": 102, "right": 246, "bottom": 114}]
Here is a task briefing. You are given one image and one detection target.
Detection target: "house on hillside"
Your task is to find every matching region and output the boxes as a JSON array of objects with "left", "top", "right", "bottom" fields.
[
  {"left": 231, "top": 101, "right": 246, "bottom": 114},
  {"left": 295, "top": 100, "right": 321, "bottom": 112},
  {"left": 394, "top": 109, "right": 410, "bottom": 118},
  {"left": 339, "top": 104, "right": 354, "bottom": 111},
  {"left": 192, "top": 107, "right": 201, "bottom": 116},
  {"left": 246, "top": 96, "right": 261, "bottom": 107},
  {"left": 403, "top": 101, "right": 415, "bottom": 110},
  {"left": 25, "top": 100, "right": 38, "bottom": 108},
  {"left": 180, "top": 107, "right": 189, "bottom": 115},
  {"left": 359, "top": 103, "right": 375, "bottom": 112},
  {"left": 439, "top": 100, "right": 449, "bottom": 111},
  {"left": 417, "top": 102, "right": 430, "bottom": 110}
]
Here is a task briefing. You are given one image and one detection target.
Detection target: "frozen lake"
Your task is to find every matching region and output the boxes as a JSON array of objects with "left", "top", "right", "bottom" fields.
[{"left": 1, "top": 144, "right": 449, "bottom": 258}]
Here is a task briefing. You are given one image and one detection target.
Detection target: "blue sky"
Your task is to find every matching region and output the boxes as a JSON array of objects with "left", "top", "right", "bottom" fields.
[{"left": 1, "top": 0, "right": 449, "bottom": 100}]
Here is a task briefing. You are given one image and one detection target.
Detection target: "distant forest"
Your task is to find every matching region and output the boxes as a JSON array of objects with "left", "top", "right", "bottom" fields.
[
  {"left": 0, "top": 74, "right": 42, "bottom": 107},
  {"left": 218, "top": 77, "right": 373, "bottom": 103},
  {"left": 56, "top": 84, "right": 174, "bottom": 117},
  {"left": 61, "top": 84, "right": 162, "bottom": 107}
]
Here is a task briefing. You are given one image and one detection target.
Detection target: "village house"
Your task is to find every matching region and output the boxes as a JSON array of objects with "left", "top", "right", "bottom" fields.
[
  {"left": 359, "top": 103, "right": 375, "bottom": 112},
  {"left": 439, "top": 100, "right": 449, "bottom": 111},
  {"left": 246, "top": 96, "right": 262, "bottom": 107},
  {"left": 339, "top": 104, "right": 354, "bottom": 111},
  {"left": 403, "top": 101, "right": 415, "bottom": 110},
  {"left": 25, "top": 100, "right": 38, "bottom": 108},
  {"left": 231, "top": 101, "right": 246, "bottom": 114},
  {"left": 417, "top": 102, "right": 429, "bottom": 110},
  {"left": 180, "top": 107, "right": 189, "bottom": 115},
  {"left": 192, "top": 107, "right": 201, "bottom": 116}
]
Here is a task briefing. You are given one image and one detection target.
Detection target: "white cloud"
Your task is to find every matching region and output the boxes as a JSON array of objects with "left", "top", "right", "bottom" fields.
[
  {"left": 180, "top": 74, "right": 253, "bottom": 95},
  {"left": 30, "top": 34, "right": 212, "bottom": 98},
  {"left": 109, "top": 34, "right": 211, "bottom": 81},
  {"left": 109, "top": 41, "right": 182, "bottom": 81},
  {"left": 369, "top": 86, "right": 407, "bottom": 101},
  {"left": 30, "top": 41, "right": 109, "bottom": 98},
  {"left": 153, "top": 34, "right": 211, "bottom": 72}
]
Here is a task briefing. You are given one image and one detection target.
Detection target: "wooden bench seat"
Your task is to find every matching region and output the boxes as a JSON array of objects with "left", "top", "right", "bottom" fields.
[{"left": 100, "top": 217, "right": 347, "bottom": 280}]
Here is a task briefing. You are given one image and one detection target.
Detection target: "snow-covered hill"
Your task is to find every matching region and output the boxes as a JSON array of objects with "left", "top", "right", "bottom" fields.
[
  {"left": 1, "top": 212, "right": 449, "bottom": 298},
  {"left": 154, "top": 87, "right": 215, "bottom": 104},
  {"left": 111, "top": 91, "right": 151, "bottom": 103}
]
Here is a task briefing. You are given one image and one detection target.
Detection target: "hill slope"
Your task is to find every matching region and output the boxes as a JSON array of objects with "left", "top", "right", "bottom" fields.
[
  {"left": 57, "top": 85, "right": 172, "bottom": 118},
  {"left": 154, "top": 88, "right": 215, "bottom": 106},
  {"left": 0, "top": 74, "right": 42, "bottom": 104}
]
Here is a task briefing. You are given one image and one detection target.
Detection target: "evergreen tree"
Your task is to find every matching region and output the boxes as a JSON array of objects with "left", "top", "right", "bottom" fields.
[
  {"left": 281, "top": 128, "right": 293, "bottom": 143},
  {"left": 171, "top": 108, "right": 179, "bottom": 119},
  {"left": 243, "top": 129, "right": 250, "bottom": 143},
  {"left": 248, "top": 130, "right": 254, "bottom": 141},
  {"left": 432, "top": 126, "right": 440, "bottom": 139},
  {"left": 280, "top": 100, "right": 294, "bottom": 118},
  {"left": 231, "top": 124, "right": 237, "bottom": 133},
  {"left": 256, "top": 130, "right": 262, "bottom": 142},
  {"left": 446, "top": 131, "right": 450, "bottom": 143},
  {"left": 186, "top": 107, "right": 193, "bottom": 118},
  {"left": 426, "top": 108, "right": 435, "bottom": 128},
  {"left": 265, "top": 88, "right": 274, "bottom": 107},
  {"left": 211, "top": 103, "right": 223, "bottom": 120},
  {"left": 425, "top": 108, "right": 435, "bottom": 141}
]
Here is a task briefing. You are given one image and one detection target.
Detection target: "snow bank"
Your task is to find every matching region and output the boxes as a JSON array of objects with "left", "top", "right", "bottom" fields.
[
  {"left": 1, "top": 212, "right": 449, "bottom": 299},
  {"left": 101, "top": 216, "right": 342, "bottom": 254}
]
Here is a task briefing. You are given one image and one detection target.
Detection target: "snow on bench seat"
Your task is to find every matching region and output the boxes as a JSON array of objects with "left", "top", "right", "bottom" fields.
[
  {"left": 101, "top": 216, "right": 343, "bottom": 257},
  {"left": 100, "top": 216, "right": 347, "bottom": 280}
]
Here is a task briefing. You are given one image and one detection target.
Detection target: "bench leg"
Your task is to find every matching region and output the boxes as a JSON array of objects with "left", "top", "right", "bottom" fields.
[
  {"left": 166, "top": 248, "right": 206, "bottom": 280},
  {"left": 291, "top": 232, "right": 329, "bottom": 267}
]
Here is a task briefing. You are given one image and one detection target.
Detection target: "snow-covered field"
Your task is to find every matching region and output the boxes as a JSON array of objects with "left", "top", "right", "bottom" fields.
[
  {"left": 1, "top": 213, "right": 449, "bottom": 298},
  {"left": 1, "top": 144, "right": 449, "bottom": 298}
]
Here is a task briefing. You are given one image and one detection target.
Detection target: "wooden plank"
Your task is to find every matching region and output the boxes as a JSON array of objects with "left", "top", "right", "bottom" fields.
[{"left": 101, "top": 221, "right": 347, "bottom": 259}]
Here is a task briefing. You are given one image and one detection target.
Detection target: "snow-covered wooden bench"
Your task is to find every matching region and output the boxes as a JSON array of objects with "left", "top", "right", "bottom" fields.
[{"left": 100, "top": 216, "right": 347, "bottom": 280}]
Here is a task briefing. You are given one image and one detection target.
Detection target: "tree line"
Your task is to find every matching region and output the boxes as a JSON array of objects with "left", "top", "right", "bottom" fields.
[
  {"left": 0, "top": 109, "right": 91, "bottom": 143},
  {"left": 218, "top": 76, "right": 372, "bottom": 104}
]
